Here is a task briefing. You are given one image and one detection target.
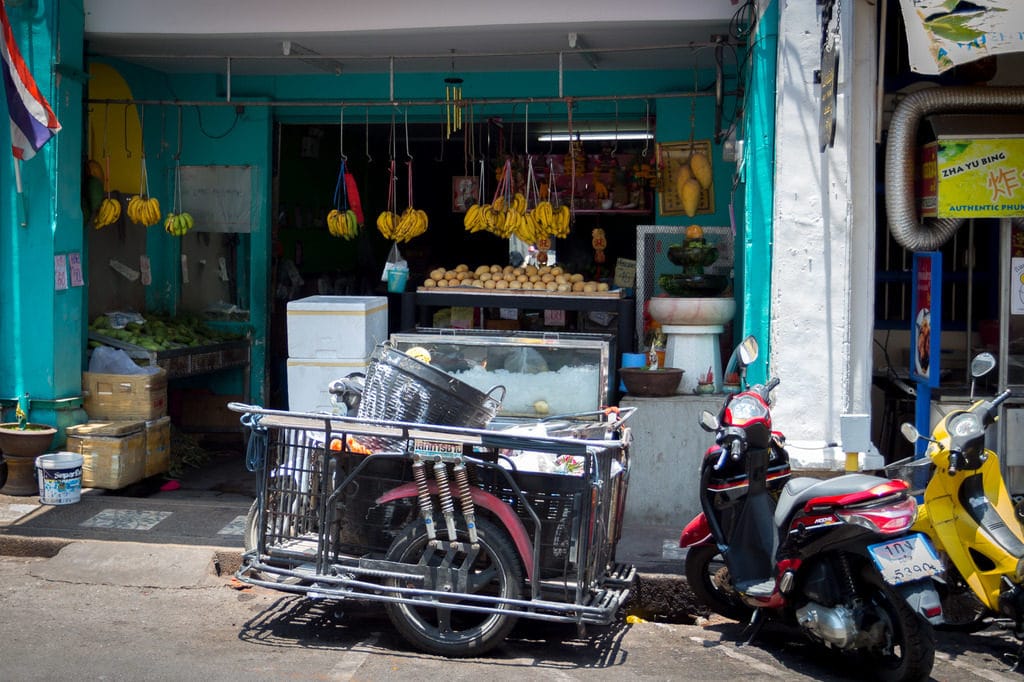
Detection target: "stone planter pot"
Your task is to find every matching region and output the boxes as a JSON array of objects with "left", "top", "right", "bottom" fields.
[{"left": 0, "top": 423, "right": 57, "bottom": 496}]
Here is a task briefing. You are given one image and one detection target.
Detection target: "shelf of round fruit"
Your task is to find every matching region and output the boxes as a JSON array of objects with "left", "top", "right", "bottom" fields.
[{"left": 419, "top": 263, "right": 620, "bottom": 298}]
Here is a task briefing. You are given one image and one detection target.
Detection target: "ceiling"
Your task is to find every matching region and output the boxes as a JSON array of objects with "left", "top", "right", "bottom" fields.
[{"left": 83, "top": 0, "right": 748, "bottom": 76}]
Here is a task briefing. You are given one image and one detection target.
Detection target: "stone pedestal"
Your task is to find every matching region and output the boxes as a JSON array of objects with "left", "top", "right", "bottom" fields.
[{"left": 663, "top": 324, "right": 724, "bottom": 393}]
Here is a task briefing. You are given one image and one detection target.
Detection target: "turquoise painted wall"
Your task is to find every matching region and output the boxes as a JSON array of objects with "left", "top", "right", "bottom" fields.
[
  {"left": 740, "top": 0, "right": 778, "bottom": 384},
  {"left": 0, "top": 0, "right": 87, "bottom": 436}
]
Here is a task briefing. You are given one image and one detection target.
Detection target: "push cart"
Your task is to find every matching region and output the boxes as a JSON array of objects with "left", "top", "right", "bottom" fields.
[{"left": 229, "top": 352, "right": 635, "bottom": 657}]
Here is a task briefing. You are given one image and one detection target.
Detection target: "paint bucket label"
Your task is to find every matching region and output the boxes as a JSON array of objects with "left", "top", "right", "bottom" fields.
[{"left": 36, "top": 452, "right": 83, "bottom": 505}]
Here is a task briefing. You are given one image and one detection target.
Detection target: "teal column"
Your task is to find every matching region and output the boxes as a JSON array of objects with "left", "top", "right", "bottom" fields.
[
  {"left": 741, "top": 0, "right": 779, "bottom": 383},
  {"left": 0, "top": 3, "right": 87, "bottom": 438}
]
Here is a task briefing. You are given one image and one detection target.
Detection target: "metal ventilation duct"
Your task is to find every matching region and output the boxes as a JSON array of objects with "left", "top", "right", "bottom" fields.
[{"left": 884, "top": 86, "right": 1024, "bottom": 252}]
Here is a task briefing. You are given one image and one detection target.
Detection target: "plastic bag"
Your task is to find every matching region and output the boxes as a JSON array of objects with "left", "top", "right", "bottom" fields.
[
  {"left": 380, "top": 242, "right": 407, "bottom": 282},
  {"left": 88, "top": 345, "right": 159, "bottom": 375}
]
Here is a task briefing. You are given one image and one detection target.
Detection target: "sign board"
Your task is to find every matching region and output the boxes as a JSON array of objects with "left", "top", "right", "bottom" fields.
[
  {"left": 919, "top": 138, "right": 1024, "bottom": 218},
  {"left": 818, "top": 0, "right": 839, "bottom": 152},
  {"left": 177, "top": 165, "right": 253, "bottom": 233}
]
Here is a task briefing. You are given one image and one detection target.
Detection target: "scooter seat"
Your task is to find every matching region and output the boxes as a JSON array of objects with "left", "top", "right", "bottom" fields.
[{"left": 773, "top": 474, "right": 891, "bottom": 530}]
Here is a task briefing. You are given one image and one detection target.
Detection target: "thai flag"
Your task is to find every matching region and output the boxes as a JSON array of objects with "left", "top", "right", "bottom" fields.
[{"left": 1, "top": 1, "right": 60, "bottom": 161}]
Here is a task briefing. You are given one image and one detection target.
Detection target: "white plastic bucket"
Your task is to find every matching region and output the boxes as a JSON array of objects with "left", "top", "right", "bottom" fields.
[{"left": 35, "top": 451, "right": 83, "bottom": 505}]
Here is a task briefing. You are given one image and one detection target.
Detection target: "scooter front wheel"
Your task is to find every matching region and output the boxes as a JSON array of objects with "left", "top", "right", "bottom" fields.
[{"left": 684, "top": 544, "right": 755, "bottom": 622}]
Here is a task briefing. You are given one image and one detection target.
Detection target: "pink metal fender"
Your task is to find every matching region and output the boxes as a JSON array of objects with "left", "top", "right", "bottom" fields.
[
  {"left": 376, "top": 482, "right": 537, "bottom": 581},
  {"left": 679, "top": 512, "right": 711, "bottom": 548}
]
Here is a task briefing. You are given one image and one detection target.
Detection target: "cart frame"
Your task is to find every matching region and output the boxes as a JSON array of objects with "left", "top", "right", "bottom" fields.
[{"left": 230, "top": 402, "right": 636, "bottom": 636}]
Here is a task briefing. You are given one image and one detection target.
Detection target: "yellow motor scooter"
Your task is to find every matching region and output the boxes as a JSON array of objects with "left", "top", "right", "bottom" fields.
[{"left": 896, "top": 351, "right": 1024, "bottom": 634}]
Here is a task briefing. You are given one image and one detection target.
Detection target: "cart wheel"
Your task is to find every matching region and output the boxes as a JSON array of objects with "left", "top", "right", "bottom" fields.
[
  {"left": 384, "top": 517, "right": 523, "bottom": 657},
  {"left": 243, "top": 500, "right": 305, "bottom": 585}
]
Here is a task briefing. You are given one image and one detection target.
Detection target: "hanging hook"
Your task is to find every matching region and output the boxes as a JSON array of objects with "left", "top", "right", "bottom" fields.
[
  {"left": 365, "top": 107, "right": 373, "bottom": 164},
  {"left": 123, "top": 103, "right": 133, "bottom": 159},
  {"left": 641, "top": 99, "right": 650, "bottom": 158},
  {"left": 403, "top": 107, "right": 413, "bottom": 160},
  {"left": 611, "top": 100, "right": 620, "bottom": 155},
  {"left": 175, "top": 106, "right": 183, "bottom": 161},
  {"left": 339, "top": 107, "right": 347, "bottom": 161},
  {"left": 138, "top": 105, "right": 146, "bottom": 157},
  {"left": 524, "top": 103, "right": 529, "bottom": 157},
  {"left": 545, "top": 102, "right": 554, "bottom": 156}
]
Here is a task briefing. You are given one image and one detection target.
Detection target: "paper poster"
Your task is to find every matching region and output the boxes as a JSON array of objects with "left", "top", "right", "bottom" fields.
[
  {"left": 68, "top": 252, "right": 84, "bottom": 287},
  {"left": 1012, "top": 258, "right": 1024, "bottom": 315},
  {"left": 54, "top": 254, "right": 68, "bottom": 290},
  {"left": 899, "top": 0, "right": 1024, "bottom": 75}
]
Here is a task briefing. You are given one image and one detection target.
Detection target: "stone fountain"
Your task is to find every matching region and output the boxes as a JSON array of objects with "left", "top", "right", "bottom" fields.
[{"left": 647, "top": 227, "right": 735, "bottom": 393}]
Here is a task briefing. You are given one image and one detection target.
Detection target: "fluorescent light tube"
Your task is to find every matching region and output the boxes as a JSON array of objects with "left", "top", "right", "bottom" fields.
[{"left": 537, "top": 132, "right": 654, "bottom": 142}]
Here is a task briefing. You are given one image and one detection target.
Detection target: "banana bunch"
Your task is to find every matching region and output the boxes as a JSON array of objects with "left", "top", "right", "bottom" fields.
[
  {"left": 93, "top": 197, "right": 122, "bottom": 229},
  {"left": 463, "top": 192, "right": 530, "bottom": 239},
  {"left": 127, "top": 195, "right": 162, "bottom": 227},
  {"left": 163, "top": 211, "right": 195, "bottom": 237},
  {"left": 328, "top": 208, "right": 359, "bottom": 240},
  {"left": 377, "top": 207, "right": 427, "bottom": 243}
]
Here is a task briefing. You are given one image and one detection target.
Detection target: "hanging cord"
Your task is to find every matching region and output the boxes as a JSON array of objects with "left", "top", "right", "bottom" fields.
[
  {"left": 241, "top": 413, "right": 268, "bottom": 472},
  {"left": 173, "top": 106, "right": 184, "bottom": 213},
  {"left": 137, "top": 107, "right": 150, "bottom": 198},
  {"left": 566, "top": 98, "right": 576, "bottom": 215}
]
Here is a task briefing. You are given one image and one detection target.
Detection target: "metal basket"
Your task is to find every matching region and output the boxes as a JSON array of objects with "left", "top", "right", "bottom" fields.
[{"left": 355, "top": 344, "right": 505, "bottom": 450}]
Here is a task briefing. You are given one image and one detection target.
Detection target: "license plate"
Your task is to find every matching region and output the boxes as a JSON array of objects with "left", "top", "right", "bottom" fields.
[{"left": 867, "top": 533, "right": 943, "bottom": 586}]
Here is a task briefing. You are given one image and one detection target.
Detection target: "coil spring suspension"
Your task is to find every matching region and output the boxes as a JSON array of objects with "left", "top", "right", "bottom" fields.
[
  {"left": 453, "top": 463, "right": 478, "bottom": 545},
  {"left": 411, "top": 458, "right": 436, "bottom": 540},
  {"left": 434, "top": 461, "right": 458, "bottom": 542},
  {"left": 836, "top": 552, "right": 858, "bottom": 601}
]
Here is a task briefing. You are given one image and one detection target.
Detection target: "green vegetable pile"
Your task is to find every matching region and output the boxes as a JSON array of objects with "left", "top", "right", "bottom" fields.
[{"left": 89, "top": 313, "right": 243, "bottom": 352}]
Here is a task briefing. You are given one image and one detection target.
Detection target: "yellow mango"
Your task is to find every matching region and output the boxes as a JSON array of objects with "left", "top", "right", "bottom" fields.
[
  {"left": 681, "top": 178, "right": 701, "bottom": 218},
  {"left": 689, "top": 152, "right": 713, "bottom": 190}
]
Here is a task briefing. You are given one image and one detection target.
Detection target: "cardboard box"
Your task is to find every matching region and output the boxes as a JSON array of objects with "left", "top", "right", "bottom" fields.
[
  {"left": 287, "top": 356, "right": 370, "bottom": 413},
  {"left": 145, "top": 416, "right": 171, "bottom": 478},
  {"left": 82, "top": 368, "right": 168, "bottom": 421},
  {"left": 65, "top": 420, "right": 146, "bottom": 489},
  {"left": 286, "top": 295, "right": 388, "bottom": 359}
]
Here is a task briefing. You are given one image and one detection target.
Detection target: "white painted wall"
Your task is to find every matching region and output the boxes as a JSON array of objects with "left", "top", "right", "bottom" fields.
[
  {"left": 83, "top": 0, "right": 737, "bottom": 34},
  {"left": 768, "top": 0, "right": 877, "bottom": 469}
]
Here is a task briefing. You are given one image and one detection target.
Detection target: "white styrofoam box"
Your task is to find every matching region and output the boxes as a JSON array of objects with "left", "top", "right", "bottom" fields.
[
  {"left": 286, "top": 295, "right": 388, "bottom": 359},
  {"left": 287, "top": 356, "right": 371, "bottom": 414}
]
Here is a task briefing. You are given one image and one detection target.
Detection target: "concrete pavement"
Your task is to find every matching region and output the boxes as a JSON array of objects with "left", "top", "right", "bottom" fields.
[{"left": 0, "top": 451, "right": 696, "bottom": 619}]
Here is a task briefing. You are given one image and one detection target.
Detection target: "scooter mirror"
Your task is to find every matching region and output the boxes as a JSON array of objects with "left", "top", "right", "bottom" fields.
[
  {"left": 900, "top": 422, "right": 920, "bottom": 443},
  {"left": 738, "top": 336, "right": 759, "bottom": 367},
  {"left": 970, "top": 352, "right": 996, "bottom": 379},
  {"left": 699, "top": 410, "right": 720, "bottom": 432}
]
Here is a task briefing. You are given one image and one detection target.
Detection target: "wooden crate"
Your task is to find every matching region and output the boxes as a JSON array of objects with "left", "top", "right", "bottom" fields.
[
  {"left": 82, "top": 369, "right": 168, "bottom": 421},
  {"left": 65, "top": 420, "right": 146, "bottom": 490},
  {"left": 144, "top": 416, "right": 171, "bottom": 478}
]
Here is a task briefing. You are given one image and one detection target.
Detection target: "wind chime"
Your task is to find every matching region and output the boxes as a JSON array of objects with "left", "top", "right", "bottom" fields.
[{"left": 444, "top": 51, "right": 463, "bottom": 139}]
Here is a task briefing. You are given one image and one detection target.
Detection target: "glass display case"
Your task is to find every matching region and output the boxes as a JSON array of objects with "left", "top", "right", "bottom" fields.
[{"left": 390, "top": 329, "right": 613, "bottom": 419}]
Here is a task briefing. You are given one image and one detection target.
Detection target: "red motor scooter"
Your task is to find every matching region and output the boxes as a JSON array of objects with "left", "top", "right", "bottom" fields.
[{"left": 679, "top": 336, "right": 943, "bottom": 682}]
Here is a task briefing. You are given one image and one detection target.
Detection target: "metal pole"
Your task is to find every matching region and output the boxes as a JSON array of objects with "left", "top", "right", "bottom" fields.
[{"left": 87, "top": 89, "right": 719, "bottom": 110}]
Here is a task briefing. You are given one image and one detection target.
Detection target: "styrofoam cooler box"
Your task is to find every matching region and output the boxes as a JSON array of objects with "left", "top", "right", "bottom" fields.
[
  {"left": 287, "top": 295, "right": 388, "bottom": 359},
  {"left": 287, "top": 356, "right": 371, "bottom": 413}
]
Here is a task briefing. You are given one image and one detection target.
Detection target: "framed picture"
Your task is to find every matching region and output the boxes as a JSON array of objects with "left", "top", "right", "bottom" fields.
[
  {"left": 656, "top": 140, "right": 714, "bottom": 217},
  {"left": 452, "top": 176, "right": 479, "bottom": 213}
]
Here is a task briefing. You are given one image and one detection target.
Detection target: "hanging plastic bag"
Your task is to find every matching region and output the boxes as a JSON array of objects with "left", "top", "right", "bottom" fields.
[{"left": 381, "top": 242, "right": 409, "bottom": 292}]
